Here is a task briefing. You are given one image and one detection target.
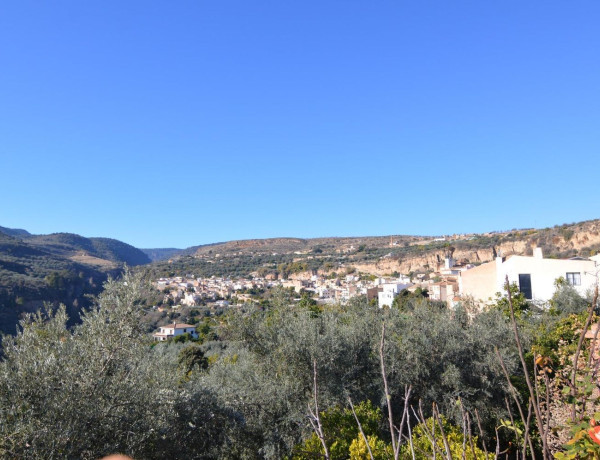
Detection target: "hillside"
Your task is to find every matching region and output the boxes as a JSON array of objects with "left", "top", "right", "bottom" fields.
[
  {"left": 141, "top": 242, "right": 225, "bottom": 262},
  {"left": 24, "top": 233, "right": 151, "bottom": 266},
  {"left": 0, "top": 232, "right": 120, "bottom": 334},
  {"left": 0, "top": 227, "right": 151, "bottom": 335},
  {"left": 147, "top": 219, "right": 600, "bottom": 279},
  {"left": 141, "top": 248, "right": 184, "bottom": 262},
  {"left": 0, "top": 226, "right": 31, "bottom": 238}
]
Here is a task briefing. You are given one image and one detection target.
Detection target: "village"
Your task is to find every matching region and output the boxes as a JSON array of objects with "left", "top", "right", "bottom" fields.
[{"left": 151, "top": 246, "right": 600, "bottom": 319}]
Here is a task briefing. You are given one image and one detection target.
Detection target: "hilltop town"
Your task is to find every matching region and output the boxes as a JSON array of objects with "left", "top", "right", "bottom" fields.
[{"left": 150, "top": 243, "right": 600, "bottom": 317}]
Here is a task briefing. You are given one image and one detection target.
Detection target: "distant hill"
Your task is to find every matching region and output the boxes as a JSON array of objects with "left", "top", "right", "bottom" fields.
[
  {"left": 0, "top": 226, "right": 151, "bottom": 335},
  {"left": 24, "top": 233, "right": 151, "bottom": 266},
  {"left": 141, "top": 248, "right": 184, "bottom": 262},
  {"left": 141, "top": 242, "right": 226, "bottom": 262},
  {"left": 146, "top": 219, "right": 600, "bottom": 280},
  {"left": 0, "top": 226, "right": 31, "bottom": 238},
  {"left": 0, "top": 231, "right": 120, "bottom": 334}
]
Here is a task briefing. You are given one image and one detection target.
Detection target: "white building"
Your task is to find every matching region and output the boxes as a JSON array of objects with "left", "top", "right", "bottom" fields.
[
  {"left": 182, "top": 293, "right": 202, "bottom": 306},
  {"left": 459, "top": 248, "right": 598, "bottom": 305},
  {"left": 378, "top": 283, "right": 412, "bottom": 308},
  {"left": 153, "top": 323, "right": 198, "bottom": 341}
]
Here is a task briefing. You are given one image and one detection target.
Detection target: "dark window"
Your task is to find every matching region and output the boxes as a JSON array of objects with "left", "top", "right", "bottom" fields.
[
  {"left": 566, "top": 272, "right": 581, "bottom": 286},
  {"left": 518, "top": 274, "right": 532, "bottom": 299}
]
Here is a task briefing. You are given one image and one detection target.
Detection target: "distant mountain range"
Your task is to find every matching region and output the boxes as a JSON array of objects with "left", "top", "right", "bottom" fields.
[
  {"left": 140, "top": 242, "right": 228, "bottom": 262},
  {"left": 140, "top": 247, "right": 186, "bottom": 262},
  {"left": 2, "top": 218, "right": 600, "bottom": 335}
]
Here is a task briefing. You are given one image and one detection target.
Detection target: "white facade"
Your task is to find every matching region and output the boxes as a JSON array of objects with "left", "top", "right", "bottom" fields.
[
  {"left": 496, "top": 254, "right": 596, "bottom": 302},
  {"left": 153, "top": 323, "right": 198, "bottom": 341},
  {"left": 459, "top": 248, "right": 598, "bottom": 304},
  {"left": 378, "top": 283, "right": 412, "bottom": 308}
]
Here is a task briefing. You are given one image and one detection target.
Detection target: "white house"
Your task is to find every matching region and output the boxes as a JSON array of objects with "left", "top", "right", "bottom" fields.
[
  {"left": 378, "top": 283, "right": 412, "bottom": 308},
  {"left": 182, "top": 293, "right": 202, "bottom": 307},
  {"left": 153, "top": 323, "right": 198, "bottom": 341},
  {"left": 459, "top": 248, "right": 598, "bottom": 305}
]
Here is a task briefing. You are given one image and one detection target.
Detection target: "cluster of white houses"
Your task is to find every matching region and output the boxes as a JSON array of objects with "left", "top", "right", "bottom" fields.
[
  {"left": 154, "top": 273, "right": 413, "bottom": 308},
  {"left": 151, "top": 248, "right": 600, "bottom": 339}
]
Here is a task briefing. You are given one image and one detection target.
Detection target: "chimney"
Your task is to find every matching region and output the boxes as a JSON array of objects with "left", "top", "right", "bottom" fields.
[
  {"left": 533, "top": 247, "right": 543, "bottom": 259},
  {"left": 444, "top": 256, "right": 454, "bottom": 269},
  {"left": 496, "top": 250, "right": 504, "bottom": 268}
]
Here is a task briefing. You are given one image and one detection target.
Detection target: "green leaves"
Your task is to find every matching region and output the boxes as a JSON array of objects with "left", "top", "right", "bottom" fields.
[{"left": 0, "top": 269, "right": 238, "bottom": 459}]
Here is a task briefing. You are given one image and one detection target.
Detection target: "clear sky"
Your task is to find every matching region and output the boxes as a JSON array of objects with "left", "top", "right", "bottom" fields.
[{"left": 1, "top": 1, "right": 599, "bottom": 248}]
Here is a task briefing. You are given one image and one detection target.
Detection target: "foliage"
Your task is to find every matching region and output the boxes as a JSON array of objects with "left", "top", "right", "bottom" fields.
[
  {"left": 492, "top": 282, "right": 530, "bottom": 320},
  {"left": 178, "top": 344, "right": 209, "bottom": 375},
  {"left": 0, "top": 232, "right": 122, "bottom": 335},
  {"left": 203, "top": 296, "right": 520, "bottom": 457},
  {"left": 400, "top": 416, "right": 493, "bottom": 459},
  {"left": 531, "top": 312, "right": 590, "bottom": 369},
  {"left": 292, "top": 400, "right": 383, "bottom": 459},
  {"left": 550, "top": 279, "right": 590, "bottom": 315},
  {"left": 554, "top": 382, "right": 600, "bottom": 459},
  {"left": 0, "top": 262, "right": 534, "bottom": 458},
  {"left": 297, "top": 292, "right": 321, "bottom": 317},
  {"left": 0, "top": 269, "right": 239, "bottom": 459},
  {"left": 390, "top": 287, "right": 428, "bottom": 311},
  {"left": 348, "top": 434, "right": 392, "bottom": 459},
  {"left": 383, "top": 305, "right": 518, "bottom": 432},
  {"left": 195, "top": 316, "right": 219, "bottom": 343}
]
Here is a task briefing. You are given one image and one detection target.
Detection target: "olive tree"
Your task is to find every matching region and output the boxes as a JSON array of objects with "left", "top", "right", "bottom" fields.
[{"left": 0, "top": 270, "right": 237, "bottom": 459}]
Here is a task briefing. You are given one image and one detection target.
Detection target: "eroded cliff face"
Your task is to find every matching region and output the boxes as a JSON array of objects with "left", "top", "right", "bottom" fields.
[
  {"left": 200, "top": 219, "right": 600, "bottom": 280},
  {"left": 351, "top": 242, "right": 526, "bottom": 275},
  {"left": 349, "top": 224, "right": 600, "bottom": 276}
]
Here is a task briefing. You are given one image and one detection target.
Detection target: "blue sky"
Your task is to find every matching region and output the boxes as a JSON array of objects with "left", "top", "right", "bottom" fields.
[{"left": 1, "top": 1, "right": 599, "bottom": 248}]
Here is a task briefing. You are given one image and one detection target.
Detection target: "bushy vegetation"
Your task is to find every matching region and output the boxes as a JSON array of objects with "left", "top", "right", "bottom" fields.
[
  {"left": 0, "top": 268, "right": 598, "bottom": 458},
  {"left": 0, "top": 271, "right": 239, "bottom": 459}
]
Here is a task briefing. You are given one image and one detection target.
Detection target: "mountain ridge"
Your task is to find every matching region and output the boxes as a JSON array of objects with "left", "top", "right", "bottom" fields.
[
  {"left": 0, "top": 228, "right": 151, "bottom": 266},
  {"left": 146, "top": 219, "right": 600, "bottom": 279},
  {"left": 0, "top": 226, "right": 151, "bottom": 335}
]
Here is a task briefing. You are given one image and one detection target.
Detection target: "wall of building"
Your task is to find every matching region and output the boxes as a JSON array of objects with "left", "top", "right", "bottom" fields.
[
  {"left": 499, "top": 256, "right": 596, "bottom": 302},
  {"left": 458, "top": 261, "right": 498, "bottom": 303},
  {"left": 460, "top": 255, "right": 597, "bottom": 305}
]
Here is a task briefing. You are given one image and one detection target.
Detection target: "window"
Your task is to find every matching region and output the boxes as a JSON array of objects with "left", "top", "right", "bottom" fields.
[
  {"left": 566, "top": 272, "right": 581, "bottom": 286},
  {"left": 518, "top": 274, "right": 532, "bottom": 299}
]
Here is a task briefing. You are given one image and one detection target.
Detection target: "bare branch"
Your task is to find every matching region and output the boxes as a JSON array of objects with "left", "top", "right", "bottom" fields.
[
  {"left": 406, "top": 405, "right": 416, "bottom": 460},
  {"left": 307, "top": 360, "right": 330, "bottom": 460},
  {"left": 466, "top": 412, "right": 477, "bottom": 460},
  {"left": 394, "top": 385, "right": 412, "bottom": 459},
  {"left": 474, "top": 409, "right": 489, "bottom": 458},
  {"left": 379, "top": 321, "right": 398, "bottom": 457},
  {"left": 504, "top": 276, "right": 549, "bottom": 458},
  {"left": 348, "top": 396, "right": 374, "bottom": 460},
  {"left": 432, "top": 403, "right": 452, "bottom": 460}
]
